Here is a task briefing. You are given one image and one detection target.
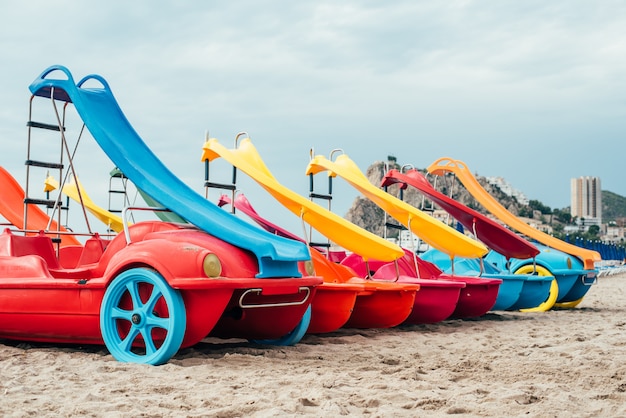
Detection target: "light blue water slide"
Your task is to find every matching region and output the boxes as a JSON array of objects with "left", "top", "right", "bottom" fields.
[{"left": 28, "top": 65, "right": 309, "bottom": 278}]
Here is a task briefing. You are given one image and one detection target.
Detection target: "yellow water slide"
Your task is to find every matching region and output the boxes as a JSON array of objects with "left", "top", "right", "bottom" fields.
[
  {"left": 427, "top": 157, "right": 601, "bottom": 270},
  {"left": 44, "top": 176, "right": 126, "bottom": 233},
  {"left": 200, "top": 137, "right": 405, "bottom": 262},
  {"left": 305, "top": 153, "right": 489, "bottom": 260}
]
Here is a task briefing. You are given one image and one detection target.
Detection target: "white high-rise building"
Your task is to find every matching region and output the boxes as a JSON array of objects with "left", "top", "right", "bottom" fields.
[{"left": 570, "top": 176, "right": 602, "bottom": 225}]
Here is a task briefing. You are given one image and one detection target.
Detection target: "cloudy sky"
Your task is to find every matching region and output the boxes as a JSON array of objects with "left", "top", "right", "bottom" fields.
[{"left": 1, "top": 1, "right": 624, "bottom": 234}]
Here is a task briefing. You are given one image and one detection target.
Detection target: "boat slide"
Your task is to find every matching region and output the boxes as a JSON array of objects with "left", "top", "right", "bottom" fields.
[
  {"left": 427, "top": 157, "right": 601, "bottom": 270},
  {"left": 381, "top": 168, "right": 540, "bottom": 260},
  {"left": 201, "top": 137, "right": 405, "bottom": 263},
  {"left": 28, "top": 66, "right": 310, "bottom": 278},
  {"left": 305, "top": 153, "right": 489, "bottom": 260}
]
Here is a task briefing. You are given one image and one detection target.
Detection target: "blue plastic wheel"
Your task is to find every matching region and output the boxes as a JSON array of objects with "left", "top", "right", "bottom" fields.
[
  {"left": 251, "top": 305, "right": 311, "bottom": 346},
  {"left": 100, "top": 268, "right": 186, "bottom": 365}
]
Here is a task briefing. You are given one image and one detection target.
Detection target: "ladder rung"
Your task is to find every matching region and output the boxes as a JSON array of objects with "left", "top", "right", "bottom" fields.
[
  {"left": 25, "top": 160, "right": 64, "bottom": 169},
  {"left": 204, "top": 181, "right": 236, "bottom": 191},
  {"left": 24, "top": 198, "right": 59, "bottom": 208},
  {"left": 385, "top": 222, "right": 406, "bottom": 230},
  {"left": 309, "top": 242, "right": 331, "bottom": 248},
  {"left": 108, "top": 190, "right": 127, "bottom": 194},
  {"left": 309, "top": 193, "right": 332, "bottom": 201},
  {"left": 27, "top": 121, "right": 65, "bottom": 131}
]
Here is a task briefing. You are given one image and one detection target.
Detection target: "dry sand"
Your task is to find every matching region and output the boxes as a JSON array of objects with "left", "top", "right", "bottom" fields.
[{"left": 2, "top": 273, "right": 626, "bottom": 417}]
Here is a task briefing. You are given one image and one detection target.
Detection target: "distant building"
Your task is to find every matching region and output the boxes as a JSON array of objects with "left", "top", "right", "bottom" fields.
[
  {"left": 485, "top": 176, "right": 529, "bottom": 205},
  {"left": 570, "top": 176, "right": 602, "bottom": 225},
  {"left": 395, "top": 230, "right": 430, "bottom": 253},
  {"left": 603, "top": 224, "right": 624, "bottom": 243},
  {"left": 518, "top": 215, "right": 553, "bottom": 234}
]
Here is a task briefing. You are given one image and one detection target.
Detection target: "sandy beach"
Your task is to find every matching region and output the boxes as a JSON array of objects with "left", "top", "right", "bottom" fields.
[{"left": 2, "top": 273, "right": 625, "bottom": 417}]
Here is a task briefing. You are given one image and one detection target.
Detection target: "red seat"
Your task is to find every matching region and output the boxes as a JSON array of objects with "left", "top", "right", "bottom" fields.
[
  {"left": 76, "top": 236, "right": 109, "bottom": 266},
  {"left": 0, "top": 229, "right": 60, "bottom": 269}
]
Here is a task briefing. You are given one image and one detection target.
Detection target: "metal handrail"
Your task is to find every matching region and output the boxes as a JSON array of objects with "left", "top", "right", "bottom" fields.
[{"left": 238, "top": 286, "right": 311, "bottom": 309}]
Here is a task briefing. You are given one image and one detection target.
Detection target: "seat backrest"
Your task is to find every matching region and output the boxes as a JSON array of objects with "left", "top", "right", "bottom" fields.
[
  {"left": 58, "top": 245, "right": 84, "bottom": 268},
  {"left": 0, "top": 229, "right": 60, "bottom": 269},
  {"left": 76, "top": 236, "right": 110, "bottom": 266}
]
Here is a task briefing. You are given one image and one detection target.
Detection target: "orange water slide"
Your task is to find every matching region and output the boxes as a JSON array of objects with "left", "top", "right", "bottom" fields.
[{"left": 0, "top": 166, "right": 80, "bottom": 246}]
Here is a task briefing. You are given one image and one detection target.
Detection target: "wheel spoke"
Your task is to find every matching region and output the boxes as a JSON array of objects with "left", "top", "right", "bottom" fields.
[
  {"left": 140, "top": 327, "right": 158, "bottom": 355},
  {"left": 145, "top": 315, "right": 170, "bottom": 331},
  {"left": 125, "top": 280, "right": 143, "bottom": 309},
  {"left": 119, "top": 326, "right": 140, "bottom": 352},
  {"left": 110, "top": 306, "right": 132, "bottom": 321},
  {"left": 144, "top": 285, "right": 163, "bottom": 313}
]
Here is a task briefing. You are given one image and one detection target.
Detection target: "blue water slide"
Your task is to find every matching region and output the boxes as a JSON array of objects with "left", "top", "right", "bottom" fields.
[{"left": 28, "top": 65, "right": 309, "bottom": 278}]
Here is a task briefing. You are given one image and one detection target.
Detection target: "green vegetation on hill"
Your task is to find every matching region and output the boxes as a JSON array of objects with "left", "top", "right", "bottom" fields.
[{"left": 602, "top": 191, "right": 626, "bottom": 223}]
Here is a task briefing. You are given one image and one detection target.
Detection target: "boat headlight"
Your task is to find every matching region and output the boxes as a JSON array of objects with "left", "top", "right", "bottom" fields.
[
  {"left": 304, "top": 260, "right": 315, "bottom": 276},
  {"left": 566, "top": 257, "right": 572, "bottom": 270},
  {"left": 203, "top": 253, "right": 222, "bottom": 278}
]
